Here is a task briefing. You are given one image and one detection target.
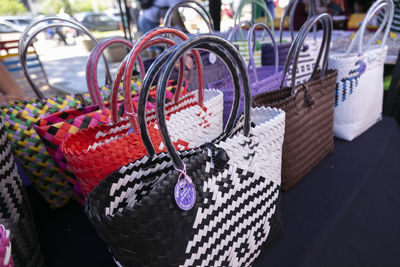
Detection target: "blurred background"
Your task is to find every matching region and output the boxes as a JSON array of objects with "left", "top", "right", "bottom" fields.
[{"left": 0, "top": 0, "right": 394, "bottom": 98}]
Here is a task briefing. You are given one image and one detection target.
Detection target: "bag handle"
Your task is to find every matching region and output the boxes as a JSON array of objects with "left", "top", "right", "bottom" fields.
[
  {"left": 344, "top": 0, "right": 394, "bottom": 56},
  {"left": 228, "top": 20, "right": 253, "bottom": 42},
  {"left": 109, "top": 37, "right": 186, "bottom": 124},
  {"left": 279, "top": 0, "right": 317, "bottom": 43},
  {"left": 234, "top": 0, "right": 274, "bottom": 35},
  {"left": 248, "top": 23, "right": 279, "bottom": 81},
  {"left": 86, "top": 38, "right": 141, "bottom": 112},
  {"left": 279, "top": 0, "right": 297, "bottom": 43},
  {"left": 136, "top": 36, "right": 245, "bottom": 157},
  {"left": 20, "top": 22, "right": 105, "bottom": 107},
  {"left": 163, "top": 0, "right": 214, "bottom": 32},
  {"left": 154, "top": 35, "right": 251, "bottom": 170},
  {"left": 18, "top": 17, "right": 111, "bottom": 99},
  {"left": 280, "top": 13, "right": 332, "bottom": 94},
  {"left": 120, "top": 28, "right": 201, "bottom": 130}
]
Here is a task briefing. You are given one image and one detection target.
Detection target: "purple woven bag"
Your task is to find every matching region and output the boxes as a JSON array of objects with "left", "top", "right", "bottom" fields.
[
  {"left": 261, "top": 0, "right": 295, "bottom": 66},
  {"left": 208, "top": 22, "right": 285, "bottom": 125},
  {"left": 262, "top": 0, "right": 318, "bottom": 70}
]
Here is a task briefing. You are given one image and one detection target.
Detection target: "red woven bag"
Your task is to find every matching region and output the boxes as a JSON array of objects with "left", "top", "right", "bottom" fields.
[{"left": 62, "top": 27, "right": 206, "bottom": 197}]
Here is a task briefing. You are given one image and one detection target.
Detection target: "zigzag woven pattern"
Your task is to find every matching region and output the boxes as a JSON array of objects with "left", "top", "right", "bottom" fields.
[
  {"left": 34, "top": 106, "right": 111, "bottom": 184},
  {"left": 329, "top": 46, "right": 387, "bottom": 140},
  {"left": 0, "top": 86, "right": 116, "bottom": 208},
  {"left": 333, "top": 60, "right": 362, "bottom": 107},
  {"left": 63, "top": 89, "right": 223, "bottom": 198},
  {"left": 254, "top": 70, "right": 338, "bottom": 190},
  {"left": 0, "top": 118, "right": 45, "bottom": 266},
  {"left": 86, "top": 106, "right": 285, "bottom": 266}
]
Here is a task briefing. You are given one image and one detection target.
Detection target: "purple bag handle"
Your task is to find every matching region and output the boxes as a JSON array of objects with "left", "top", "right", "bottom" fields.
[
  {"left": 227, "top": 20, "right": 253, "bottom": 42},
  {"left": 247, "top": 23, "right": 279, "bottom": 82}
]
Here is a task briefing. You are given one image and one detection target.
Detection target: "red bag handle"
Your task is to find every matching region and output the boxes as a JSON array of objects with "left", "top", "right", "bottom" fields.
[
  {"left": 110, "top": 37, "right": 186, "bottom": 124},
  {"left": 121, "top": 27, "right": 203, "bottom": 131},
  {"left": 86, "top": 38, "right": 145, "bottom": 111}
]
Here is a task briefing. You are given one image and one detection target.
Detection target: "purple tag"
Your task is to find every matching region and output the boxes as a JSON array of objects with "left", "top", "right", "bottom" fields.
[
  {"left": 174, "top": 178, "right": 196, "bottom": 211},
  {"left": 359, "top": 60, "right": 366, "bottom": 75}
]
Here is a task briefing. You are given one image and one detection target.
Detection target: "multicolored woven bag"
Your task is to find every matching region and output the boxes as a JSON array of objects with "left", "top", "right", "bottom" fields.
[
  {"left": 32, "top": 38, "right": 137, "bottom": 202},
  {"left": 0, "top": 17, "right": 119, "bottom": 208}
]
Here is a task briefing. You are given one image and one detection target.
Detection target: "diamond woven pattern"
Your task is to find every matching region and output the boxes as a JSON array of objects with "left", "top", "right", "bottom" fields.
[
  {"left": 85, "top": 106, "right": 285, "bottom": 267},
  {"left": 33, "top": 105, "right": 111, "bottom": 185}
]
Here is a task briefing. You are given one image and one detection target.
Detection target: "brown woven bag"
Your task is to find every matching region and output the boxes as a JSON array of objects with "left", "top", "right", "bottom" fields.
[{"left": 253, "top": 14, "right": 338, "bottom": 190}]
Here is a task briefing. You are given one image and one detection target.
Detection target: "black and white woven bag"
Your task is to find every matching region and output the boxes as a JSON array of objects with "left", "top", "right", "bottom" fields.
[
  {"left": 86, "top": 35, "right": 286, "bottom": 266},
  {"left": 0, "top": 118, "right": 45, "bottom": 267}
]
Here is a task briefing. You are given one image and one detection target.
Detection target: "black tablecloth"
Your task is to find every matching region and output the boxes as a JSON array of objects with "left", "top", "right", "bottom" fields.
[{"left": 27, "top": 117, "right": 400, "bottom": 267}]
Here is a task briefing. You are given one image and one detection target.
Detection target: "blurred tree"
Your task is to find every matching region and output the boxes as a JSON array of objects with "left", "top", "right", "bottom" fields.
[
  {"left": 0, "top": 0, "right": 28, "bottom": 15},
  {"left": 43, "top": 0, "right": 73, "bottom": 15}
]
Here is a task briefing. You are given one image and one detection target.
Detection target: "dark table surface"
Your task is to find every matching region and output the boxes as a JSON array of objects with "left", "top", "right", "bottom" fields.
[{"left": 27, "top": 117, "right": 400, "bottom": 267}]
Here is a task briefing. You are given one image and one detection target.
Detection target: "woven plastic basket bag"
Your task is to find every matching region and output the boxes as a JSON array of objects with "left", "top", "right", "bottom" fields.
[
  {"left": 62, "top": 27, "right": 223, "bottom": 198},
  {"left": 0, "top": 118, "right": 45, "bottom": 266},
  {"left": 0, "top": 17, "right": 112, "bottom": 208},
  {"left": 328, "top": 0, "right": 394, "bottom": 141},
  {"left": 86, "top": 35, "right": 285, "bottom": 266},
  {"left": 32, "top": 37, "right": 142, "bottom": 202},
  {"left": 209, "top": 22, "right": 286, "bottom": 125},
  {"left": 253, "top": 14, "right": 338, "bottom": 190}
]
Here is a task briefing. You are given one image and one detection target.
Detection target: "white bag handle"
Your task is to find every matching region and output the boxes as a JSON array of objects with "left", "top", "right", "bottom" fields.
[{"left": 345, "top": 0, "right": 394, "bottom": 56}]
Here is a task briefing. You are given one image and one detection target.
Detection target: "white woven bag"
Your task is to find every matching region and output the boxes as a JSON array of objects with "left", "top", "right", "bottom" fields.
[
  {"left": 329, "top": 0, "right": 394, "bottom": 141},
  {"left": 285, "top": 0, "right": 324, "bottom": 87}
]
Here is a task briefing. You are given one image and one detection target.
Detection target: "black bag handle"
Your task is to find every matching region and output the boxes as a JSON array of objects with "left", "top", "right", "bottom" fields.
[
  {"left": 137, "top": 39, "right": 242, "bottom": 156},
  {"left": 155, "top": 35, "right": 251, "bottom": 170},
  {"left": 163, "top": 0, "right": 214, "bottom": 32},
  {"left": 279, "top": 13, "right": 332, "bottom": 94}
]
